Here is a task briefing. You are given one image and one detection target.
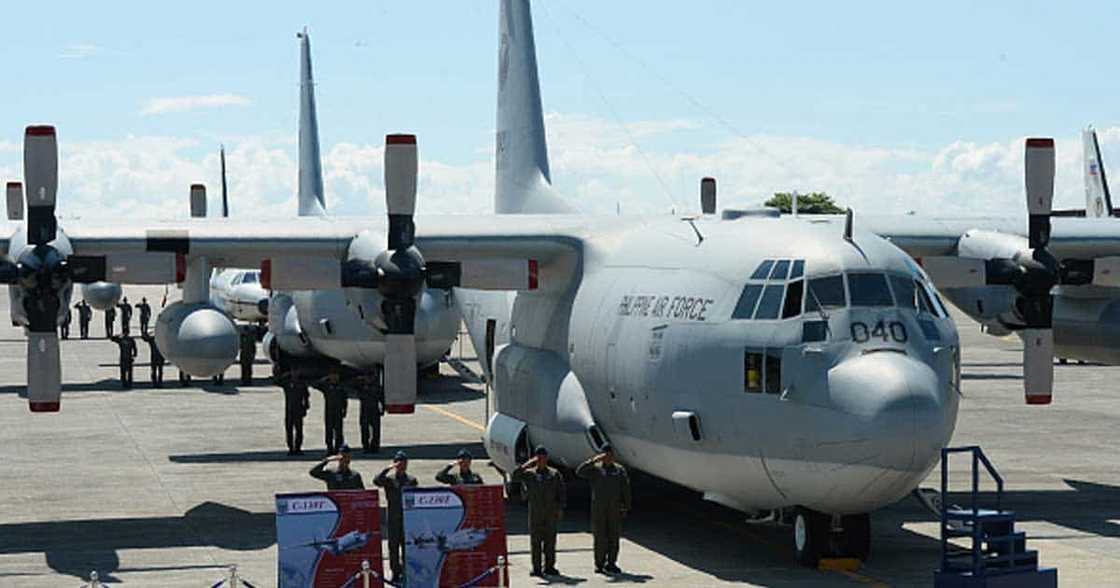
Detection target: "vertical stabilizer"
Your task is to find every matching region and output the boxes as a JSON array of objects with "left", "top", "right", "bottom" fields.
[
  {"left": 219, "top": 145, "right": 229, "bottom": 218},
  {"left": 495, "top": 0, "right": 575, "bottom": 214},
  {"left": 1083, "top": 126, "right": 1113, "bottom": 218},
  {"left": 297, "top": 29, "right": 326, "bottom": 217}
]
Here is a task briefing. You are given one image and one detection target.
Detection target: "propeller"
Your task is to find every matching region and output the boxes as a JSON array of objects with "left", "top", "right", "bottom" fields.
[
  {"left": 13, "top": 126, "right": 65, "bottom": 411},
  {"left": 339, "top": 135, "right": 427, "bottom": 413},
  {"left": 923, "top": 139, "right": 1058, "bottom": 404}
]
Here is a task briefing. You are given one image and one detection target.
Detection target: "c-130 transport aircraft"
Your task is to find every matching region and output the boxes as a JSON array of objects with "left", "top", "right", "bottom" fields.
[{"left": 2, "top": 0, "right": 1080, "bottom": 565}]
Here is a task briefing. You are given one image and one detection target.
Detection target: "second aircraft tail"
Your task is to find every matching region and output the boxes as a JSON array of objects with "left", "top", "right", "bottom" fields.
[{"left": 1083, "top": 125, "right": 1113, "bottom": 218}]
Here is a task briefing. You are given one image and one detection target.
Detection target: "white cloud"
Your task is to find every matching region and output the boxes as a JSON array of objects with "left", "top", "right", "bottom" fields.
[
  {"left": 0, "top": 114, "right": 1111, "bottom": 222},
  {"left": 140, "top": 94, "right": 252, "bottom": 116},
  {"left": 58, "top": 43, "right": 104, "bottom": 59}
]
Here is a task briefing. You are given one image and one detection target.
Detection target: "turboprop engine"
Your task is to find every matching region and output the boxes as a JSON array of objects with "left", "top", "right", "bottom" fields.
[{"left": 154, "top": 301, "right": 238, "bottom": 378}]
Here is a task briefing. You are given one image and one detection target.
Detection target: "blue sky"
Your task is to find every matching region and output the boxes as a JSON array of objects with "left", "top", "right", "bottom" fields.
[{"left": 1, "top": 1, "right": 1118, "bottom": 218}]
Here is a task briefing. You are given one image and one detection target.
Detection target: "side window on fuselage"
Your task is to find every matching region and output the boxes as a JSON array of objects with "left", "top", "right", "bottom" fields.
[{"left": 743, "top": 348, "right": 782, "bottom": 394}]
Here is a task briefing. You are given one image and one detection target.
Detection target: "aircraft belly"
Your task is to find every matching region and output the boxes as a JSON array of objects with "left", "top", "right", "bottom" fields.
[{"left": 605, "top": 433, "right": 785, "bottom": 511}]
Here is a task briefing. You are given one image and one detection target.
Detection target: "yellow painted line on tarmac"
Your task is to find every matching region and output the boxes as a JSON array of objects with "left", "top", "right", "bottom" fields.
[{"left": 422, "top": 404, "right": 485, "bottom": 432}]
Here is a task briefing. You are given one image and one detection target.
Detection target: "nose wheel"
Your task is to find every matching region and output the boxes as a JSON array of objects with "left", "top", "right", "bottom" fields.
[{"left": 793, "top": 507, "right": 871, "bottom": 566}]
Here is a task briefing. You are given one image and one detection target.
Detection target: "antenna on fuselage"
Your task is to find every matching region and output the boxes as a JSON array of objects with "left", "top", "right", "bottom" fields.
[{"left": 700, "top": 177, "right": 716, "bottom": 214}]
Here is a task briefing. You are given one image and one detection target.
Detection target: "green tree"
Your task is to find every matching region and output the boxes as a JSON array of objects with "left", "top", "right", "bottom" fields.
[{"left": 765, "top": 192, "right": 845, "bottom": 214}]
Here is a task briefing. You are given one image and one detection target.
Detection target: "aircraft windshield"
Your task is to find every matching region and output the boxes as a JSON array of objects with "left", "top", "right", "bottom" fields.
[
  {"left": 848, "top": 273, "right": 893, "bottom": 307},
  {"left": 805, "top": 275, "right": 845, "bottom": 312}
]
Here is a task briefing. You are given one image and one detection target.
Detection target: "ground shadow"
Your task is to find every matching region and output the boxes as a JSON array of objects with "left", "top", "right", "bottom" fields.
[
  {"left": 169, "top": 441, "right": 488, "bottom": 464},
  {"left": 0, "top": 501, "right": 273, "bottom": 581}
]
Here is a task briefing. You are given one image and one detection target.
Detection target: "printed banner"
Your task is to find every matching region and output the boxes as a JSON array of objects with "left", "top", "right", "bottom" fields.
[
  {"left": 403, "top": 485, "right": 508, "bottom": 587},
  {"left": 276, "top": 490, "right": 383, "bottom": 588}
]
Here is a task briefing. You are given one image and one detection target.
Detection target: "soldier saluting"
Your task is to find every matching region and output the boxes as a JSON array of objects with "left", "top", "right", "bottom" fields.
[
  {"left": 435, "top": 448, "right": 484, "bottom": 485},
  {"left": 136, "top": 297, "right": 152, "bottom": 336},
  {"left": 309, "top": 445, "right": 364, "bottom": 490},
  {"left": 576, "top": 445, "right": 631, "bottom": 575},
  {"left": 512, "top": 446, "right": 566, "bottom": 578},
  {"left": 374, "top": 451, "right": 418, "bottom": 583},
  {"left": 74, "top": 300, "right": 92, "bottom": 339}
]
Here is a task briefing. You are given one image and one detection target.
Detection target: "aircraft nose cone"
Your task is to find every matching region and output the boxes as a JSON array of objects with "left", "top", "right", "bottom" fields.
[{"left": 826, "top": 351, "right": 948, "bottom": 473}]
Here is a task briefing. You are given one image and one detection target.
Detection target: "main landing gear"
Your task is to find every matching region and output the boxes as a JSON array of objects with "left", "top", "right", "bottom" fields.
[{"left": 792, "top": 507, "right": 870, "bottom": 566}]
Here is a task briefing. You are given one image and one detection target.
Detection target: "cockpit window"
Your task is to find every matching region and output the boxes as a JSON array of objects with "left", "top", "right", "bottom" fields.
[
  {"left": 750, "top": 260, "right": 774, "bottom": 280},
  {"left": 889, "top": 275, "right": 916, "bottom": 309},
  {"left": 848, "top": 273, "right": 893, "bottom": 307},
  {"left": 805, "top": 275, "right": 845, "bottom": 312},
  {"left": 754, "top": 284, "right": 785, "bottom": 319},
  {"left": 732, "top": 285, "right": 764, "bottom": 319},
  {"left": 770, "top": 260, "right": 791, "bottom": 280},
  {"left": 790, "top": 260, "right": 805, "bottom": 279},
  {"left": 915, "top": 281, "right": 935, "bottom": 314},
  {"left": 242, "top": 272, "right": 258, "bottom": 284},
  {"left": 781, "top": 280, "right": 803, "bottom": 319}
]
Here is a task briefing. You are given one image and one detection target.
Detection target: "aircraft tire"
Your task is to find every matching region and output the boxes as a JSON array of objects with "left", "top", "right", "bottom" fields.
[
  {"left": 840, "top": 513, "right": 871, "bottom": 561},
  {"left": 793, "top": 507, "right": 828, "bottom": 567}
]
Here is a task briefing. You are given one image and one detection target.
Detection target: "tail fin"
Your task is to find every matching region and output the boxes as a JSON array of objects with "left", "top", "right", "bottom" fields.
[
  {"left": 1084, "top": 125, "right": 1113, "bottom": 218},
  {"left": 297, "top": 29, "right": 326, "bottom": 217},
  {"left": 219, "top": 145, "right": 229, "bottom": 218},
  {"left": 495, "top": 0, "right": 575, "bottom": 214}
]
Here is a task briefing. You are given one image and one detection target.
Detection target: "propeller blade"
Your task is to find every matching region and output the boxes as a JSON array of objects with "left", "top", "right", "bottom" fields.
[
  {"left": 385, "top": 134, "right": 418, "bottom": 251},
  {"left": 23, "top": 126, "right": 59, "bottom": 245},
  {"left": 340, "top": 258, "right": 380, "bottom": 288},
  {"left": 6, "top": 181, "right": 23, "bottom": 221},
  {"left": 1022, "top": 328, "right": 1054, "bottom": 405},
  {"left": 384, "top": 334, "right": 417, "bottom": 414},
  {"left": 189, "top": 183, "right": 207, "bottom": 218},
  {"left": 920, "top": 256, "right": 987, "bottom": 288},
  {"left": 27, "top": 331, "right": 61, "bottom": 412},
  {"left": 1025, "top": 138, "right": 1055, "bottom": 250},
  {"left": 0, "top": 259, "right": 18, "bottom": 284}
]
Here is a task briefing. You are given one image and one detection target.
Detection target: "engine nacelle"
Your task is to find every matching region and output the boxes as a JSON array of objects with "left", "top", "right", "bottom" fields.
[
  {"left": 267, "top": 292, "right": 314, "bottom": 358},
  {"left": 939, "top": 230, "right": 1027, "bottom": 326},
  {"left": 79, "top": 281, "right": 122, "bottom": 311},
  {"left": 154, "top": 301, "right": 238, "bottom": 378}
]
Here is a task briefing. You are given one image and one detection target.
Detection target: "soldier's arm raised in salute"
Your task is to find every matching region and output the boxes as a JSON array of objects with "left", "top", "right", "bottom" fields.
[
  {"left": 309, "top": 458, "right": 334, "bottom": 481},
  {"left": 373, "top": 467, "right": 394, "bottom": 488},
  {"left": 575, "top": 455, "right": 599, "bottom": 479},
  {"left": 435, "top": 464, "right": 456, "bottom": 485}
]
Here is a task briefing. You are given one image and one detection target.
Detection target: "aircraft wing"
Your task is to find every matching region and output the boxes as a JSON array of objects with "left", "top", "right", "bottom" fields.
[
  {"left": 851, "top": 214, "right": 1120, "bottom": 260},
  {"left": 36, "top": 214, "right": 593, "bottom": 288}
]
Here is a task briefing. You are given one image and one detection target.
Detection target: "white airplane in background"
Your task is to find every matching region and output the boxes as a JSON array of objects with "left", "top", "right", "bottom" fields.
[{"left": 0, "top": 0, "right": 1108, "bottom": 566}]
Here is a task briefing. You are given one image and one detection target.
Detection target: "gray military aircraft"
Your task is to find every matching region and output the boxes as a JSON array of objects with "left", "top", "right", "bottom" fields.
[{"left": 0, "top": 0, "right": 1053, "bottom": 566}]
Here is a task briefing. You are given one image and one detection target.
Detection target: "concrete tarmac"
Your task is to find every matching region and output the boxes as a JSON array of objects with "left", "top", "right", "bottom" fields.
[{"left": 0, "top": 285, "right": 1118, "bottom": 586}]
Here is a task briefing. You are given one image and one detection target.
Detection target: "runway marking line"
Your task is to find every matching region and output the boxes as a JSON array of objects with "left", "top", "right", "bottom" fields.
[
  {"left": 422, "top": 404, "right": 485, "bottom": 432},
  {"left": 422, "top": 403, "right": 892, "bottom": 587}
]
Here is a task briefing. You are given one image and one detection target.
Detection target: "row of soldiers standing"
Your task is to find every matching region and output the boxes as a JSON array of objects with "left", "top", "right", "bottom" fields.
[
  {"left": 69, "top": 297, "right": 152, "bottom": 340},
  {"left": 307, "top": 444, "right": 630, "bottom": 582}
]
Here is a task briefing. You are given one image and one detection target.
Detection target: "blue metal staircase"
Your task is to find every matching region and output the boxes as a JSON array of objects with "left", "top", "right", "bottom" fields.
[{"left": 934, "top": 446, "right": 1057, "bottom": 588}]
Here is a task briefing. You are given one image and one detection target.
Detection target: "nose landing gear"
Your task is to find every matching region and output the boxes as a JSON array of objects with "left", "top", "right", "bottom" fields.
[{"left": 793, "top": 507, "right": 871, "bottom": 567}]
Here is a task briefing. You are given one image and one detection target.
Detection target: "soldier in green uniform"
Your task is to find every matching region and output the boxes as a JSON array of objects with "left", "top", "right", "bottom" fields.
[
  {"left": 374, "top": 451, "right": 419, "bottom": 583},
  {"left": 512, "top": 446, "right": 566, "bottom": 578},
  {"left": 435, "top": 448, "right": 485, "bottom": 485},
  {"left": 309, "top": 444, "right": 364, "bottom": 490},
  {"left": 576, "top": 445, "right": 630, "bottom": 575}
]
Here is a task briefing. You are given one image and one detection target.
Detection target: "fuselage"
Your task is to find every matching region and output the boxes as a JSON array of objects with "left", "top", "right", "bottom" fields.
[
  {"left": 481, "top": 214, "right": 961, "bottom": 515},
  {"left": 210, "top": 269, "right": 269, "bottom": 322}
]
